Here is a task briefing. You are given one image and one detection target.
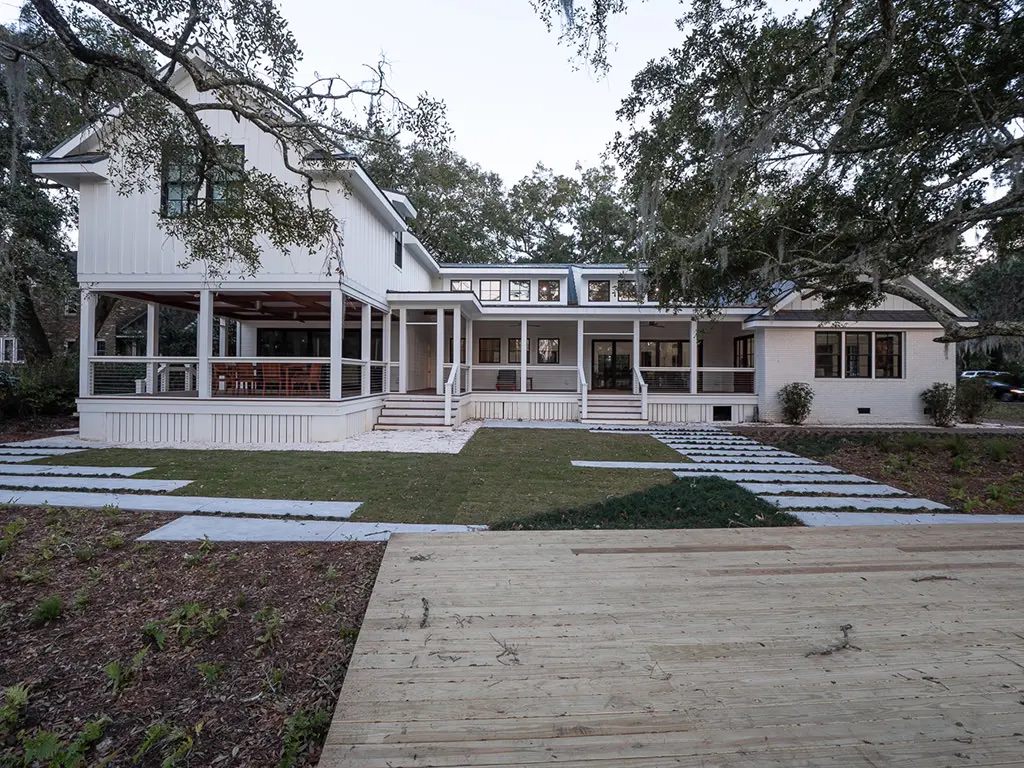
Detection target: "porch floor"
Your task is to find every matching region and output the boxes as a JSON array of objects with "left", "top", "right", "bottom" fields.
[{"left": 320, "top": 524, "right": 1024, "bottom": 766}]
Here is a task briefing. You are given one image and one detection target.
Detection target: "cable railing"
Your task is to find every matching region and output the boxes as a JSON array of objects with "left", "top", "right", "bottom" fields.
[
  {"left": 470, "top": 364, "right": 578, "bottom": 392},
  {"left": 89, "top": 357, "right": 197, "bottom": 396},
  {"left": 698, "top": 367, "right": 755, "bottom": 394},
  {"left": 212, "top": 358, "right": 329, "bottom": 398}
]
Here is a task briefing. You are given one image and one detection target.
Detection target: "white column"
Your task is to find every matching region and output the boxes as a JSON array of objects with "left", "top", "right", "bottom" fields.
[
  {"left": 329, "top": 289, "right": 344, "bottom": 400},
  {"left": 465, "top": 318, "right": 473, "bottom": 393},
  {"left": 398, "top": 308, "right": 408, "bottom": 393},
  {"left": 383, "top": 310, "right": 392, "bottom": 394},
  {"left": 689, "top": 317, "right": 699, "bottom": 394},
  {"left": 361, "top": 301, "right": 371, "bottom": 396},
  {"left": 576, "top": 319, "right": 584, "bottom": 391},
  {"left": 452, "top": 306, "right": 462, "bottom": 395},
  {"left": 520, "top": 318, "right": 528, "bottom": 393},
  {"left": 435, "top": 308, "right": 445, "bottom": 394},
  {"left": 78, "top": 289, "right": 97, "bottom": 397},
  {"left": 197, "top": 289, "right": 213, "bottom": 399},
  {"left": 145, "top": 302, "right": 159, "bottom": 394},
  {"left": 234, "top": 321, "right": 242, "bottom": 356},
  {"left": 632, "top": 319, "right": 640, "bottom": 394},
  {"left": 218, "top": 317, "right": 227, "bottom": 357}
]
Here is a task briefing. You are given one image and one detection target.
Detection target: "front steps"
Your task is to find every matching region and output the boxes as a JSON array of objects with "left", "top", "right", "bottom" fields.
[
  {"left": 581, "top": 394, "right": 647, "bottom": 425},
  {"left": 375, "top": 394, "right": 457, "bottom": 430}
]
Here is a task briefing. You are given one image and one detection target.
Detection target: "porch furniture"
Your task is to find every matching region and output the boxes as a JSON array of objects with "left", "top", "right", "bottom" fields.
[
  {"left": 495, "top": 369, "right": 517, "bottom": 391},
  {"left": 289, "top": 362, "right": 324, "bottom": 396}
]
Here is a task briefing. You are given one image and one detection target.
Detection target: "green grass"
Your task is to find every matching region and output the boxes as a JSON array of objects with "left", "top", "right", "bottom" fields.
[
  {"left": 36, "top": 428, "right": 682, "bottom": 526},
  {"left": 491, "top": 476, "right": 801, "bottom": 530},
  {"left": 988, "top": 401, "right": 1024, "bottom": 425}
]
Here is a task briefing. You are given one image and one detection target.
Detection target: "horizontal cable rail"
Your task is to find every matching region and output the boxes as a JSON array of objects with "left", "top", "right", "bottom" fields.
[
  {"left": 211, "top": 359, "right": 330, "bottom": 398},
  {"left": 90, "top": 357, "right": 198, "bottom": 397},
  {"left": 698, "top": 367, "right": 755, "bottom": 394}
]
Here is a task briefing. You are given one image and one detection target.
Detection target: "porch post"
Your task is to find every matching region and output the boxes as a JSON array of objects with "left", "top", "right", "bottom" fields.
[
  {"left": 435, "top": 308, "right": 445, "bottom": 394},
  {"left": 382, "top": 310, "right": 392, "bottom": 394},
  {"left": 329, "top": 289, "right": 344, "bottom": 400},
  {"left": 78, "top": 289, "right": 96, "bottom": 398},
  {"left": 218, "top": 317, "right": 227, "bottom": 357},
  {"left": 234, "top": 321, "right": 241, "bottom": 356},
  {"left": 361, "top": 301, "right": 371, "bottom": 396},
  {"left": 398, "top": 308, "right": 408, "bottom": 393},
  {"left": 689, "top": 317, "right": 699, "bottom": 394},
  {"left": 145, "top": 302, "right": 159, "bottom": 394},
  {"left": 632, "top": 319, "right": 640, "bottom": 394},
  {"left": 519, "top": 318, "right": 527, "bottom": 393},
  {"left": 452, "top": 306, "right": 462, "bottom": 395},
  {"left": 465, "top": 318, "right": 473, "bottom": 393},
  {"left": 576, "top": 319, "right": 584, "bottom": 392},
  {"left": 197, "top": 289, "right": 213, "bottom": 399}
]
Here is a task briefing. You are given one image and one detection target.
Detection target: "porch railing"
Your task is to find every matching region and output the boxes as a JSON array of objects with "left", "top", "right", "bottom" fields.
[
  {"left": 470, "top": 364, "right": 577, "bottom": 392},
  {"left": 578, "top": 366, "right": 588, "bottom": 420},
  {"left": 89, "top": 356, "right": 198, "bottom": 396},
  {"left": 632, "top": 365, "right": 649, "bottom": 420},
  {"left": 443, "top": 361, "right": 459, "bottom": 426},
  {"left": 212, "top": 358, "right": 330, "bottom": 398},
  {"left": 697, "top": 367, "right": 755, "bottom": 394}
]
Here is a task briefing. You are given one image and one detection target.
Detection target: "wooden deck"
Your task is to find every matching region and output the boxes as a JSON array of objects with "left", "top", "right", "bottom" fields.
[{"left": 320, "top": 525, "right": 1024, "bottom": 767}]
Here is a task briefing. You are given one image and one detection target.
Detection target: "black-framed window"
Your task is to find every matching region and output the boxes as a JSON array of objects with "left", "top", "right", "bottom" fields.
[
  {"left": 450, "top": 279, "right": 471, "bottom": 292},
  {"left": 160, "top": 148, "right": 200, "bottom": 217},
  {"left": 815, "top": 332, "right": 842, "bottom": 378},
  {"left": 478, "top": 338, "right": 500, "bottom": 364},
  {"left": 446, "top": 337, "right": 467, "bottom": 364},
  {"left": 508, "top": 337, "right": 531, "bottom": 364},
  {"left": 257, "top": 328, "right": 331, "bottom": 357},
  {"left": 538, "top": 338, "right": 560, "bottom": 364},
  {"left": 845, "top": 332, "right": 872, "bottom": 378},
  {"left": 538, "top": 280, "right": 560, "bottom": 302},
  {"left": 875, "top": 332, "right": 903, "bottom": 378},
  {"left": 509, "top": 280, "right": 531, "bottom": 302},
  {"left": 617, "top": 279, "right": 637, "bottom": 301},
  {"left": 480, "top": 280, "right": 501, "bottom": 301},
  {"left": 394, "top": 234, "right": 403, "bottom": 268},
  {"left": 207, "top": 145, "right": 244, "bottom": 213},
  {"left": 588, "top": 280, "right": 610, "bottom": 302},
  {"left": 638, "top": 340, "right": 699, "bottom": 367},
  {"left": 733, "top": 335, "right": 754, "bottom": 368}
]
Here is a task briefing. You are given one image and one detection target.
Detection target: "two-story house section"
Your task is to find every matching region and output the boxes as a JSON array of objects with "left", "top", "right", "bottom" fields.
[{"left": 33, "top": 62, "right": 972, "bottom": 445}]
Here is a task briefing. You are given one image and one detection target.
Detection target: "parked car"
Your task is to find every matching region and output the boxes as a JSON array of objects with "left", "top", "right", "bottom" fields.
[
  {"left": 983, "top": 374, "right": 1024, "bottom": 401},
  {"left": 960, "top": 370, "right": 1010, "bottom": 379}
]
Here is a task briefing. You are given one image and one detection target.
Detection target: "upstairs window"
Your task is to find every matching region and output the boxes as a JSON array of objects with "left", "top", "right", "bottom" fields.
[
  {"left": 207, "top": 145, "right": 245, "bottom": 213},
  {"left": 509, "top": 280, "right": 531, "bottom": 302},
  {"left": 588, "top": 280, "right": 610, "bottom": 302},
  {"left": 161, "top": 145, "right": 245, "bottom": 217},
  {"left": 394, "top": 234, "right": 403, "bottom": 268},
  {"left": 480, "top": 280, "right": 501, "bottom": 301},
  {"left": 617, "top": 279, "right": 637, "bottom": 301},
  {"left": 538, "top": 280, "right": 560, "bottom": 302},
  {"left": 450, "top": 279, "right": 471, "bottom": 292},
  {"left": 160, "top": 149, "right": 200, "bottom": 217}
]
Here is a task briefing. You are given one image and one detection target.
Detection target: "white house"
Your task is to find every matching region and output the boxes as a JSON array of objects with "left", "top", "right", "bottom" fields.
[{"left": 32, "top": 67, "right": 972, "bottom": 445}]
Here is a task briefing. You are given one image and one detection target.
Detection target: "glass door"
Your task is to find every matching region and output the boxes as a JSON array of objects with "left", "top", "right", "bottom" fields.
[{"left": 591, "top": 340, "right": 632, "bottom": 390}]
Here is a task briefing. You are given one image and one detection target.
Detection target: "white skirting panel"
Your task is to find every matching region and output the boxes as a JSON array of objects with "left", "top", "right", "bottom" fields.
[
  {"left": 213, "top": 413, "right": 311, "bottom": 444},
  {"left": 648, "top": 401, "right": 757, "bottom": 424},
  {"left": 470, "top": 396, "right": 579, "bottom": 422},
  {"left": 106, "top": 411, "right": 191, "bottom": 443}
]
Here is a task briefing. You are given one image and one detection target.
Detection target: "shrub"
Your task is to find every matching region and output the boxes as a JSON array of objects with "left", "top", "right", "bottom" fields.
[
  {"left": 956, "top": 379, "right": 992, "bottom": 423},
  {"left": 31, "top": 596, "right": 63, "bottom": 626},
  {"left": 0, "top": 356, "right": 77, "bottom": 418},
  {"left": 921, "top": 382, "right": 957, "bottom": 427},
  {"left": 777, "top": 382, "right": 814, "bottom": 425}
]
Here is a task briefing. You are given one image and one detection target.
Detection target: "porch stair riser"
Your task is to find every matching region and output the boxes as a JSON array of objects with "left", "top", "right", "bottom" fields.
[
  {"left": 581, "top": 394, "right": 647, "bottom": 425},
  {"left": 374, "top": 394, "right": 459, "bottom": 431}
]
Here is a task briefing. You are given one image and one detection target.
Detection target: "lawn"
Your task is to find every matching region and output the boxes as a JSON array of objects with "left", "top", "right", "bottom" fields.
[
  {"left": 0, "top": 506, "right": 383, "bottom": 768},
  {"left": 36, "top": 428, "right": 682, "bottom": 525},
  {"left": 987, "top": 400, "right": 1024, "bottom": 426},
  {"left": 734, "top": 428, "right": 1024, "bottom": 514}
]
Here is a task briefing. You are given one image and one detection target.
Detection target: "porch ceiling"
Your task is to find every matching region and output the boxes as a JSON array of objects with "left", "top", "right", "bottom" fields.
[{"left": 108, "top": 291, "right": 377, "bottom": 323}]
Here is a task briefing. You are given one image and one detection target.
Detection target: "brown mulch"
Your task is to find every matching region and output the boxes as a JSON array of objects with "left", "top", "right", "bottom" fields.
[
  {"left": 733, "top": 428, "right": 1024, "bottom": 514},
  {"left": 0, "top": 506, "right": 385, "bottom": 767},
  {"left": 0, "top": 415, "right": 78, "bottom": 443}
]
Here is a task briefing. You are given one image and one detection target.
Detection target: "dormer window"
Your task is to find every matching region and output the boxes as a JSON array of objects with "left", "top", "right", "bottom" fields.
[
  {"left": 617, "top": 279, "right": 637, "bottom": 301},
  {"left": 538, "top": 280, "right": 560, "bottom": 302},
  {"left": 480, "top": 280, "right": 501, "bottom": 301},
  {"left": 510, "top": 280, "right": 531, "bottom": 302},
  {"left": 588, "top": 280, "right": 610, "bottom": 302}
]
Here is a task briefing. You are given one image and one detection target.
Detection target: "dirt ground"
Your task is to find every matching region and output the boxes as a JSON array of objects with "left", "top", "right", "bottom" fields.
[
  {"left": 0, "top": 415, "right": 78, "bottom": 443},
  {"left": 0, "top": 506, "right": 384, "bottom": 767}
]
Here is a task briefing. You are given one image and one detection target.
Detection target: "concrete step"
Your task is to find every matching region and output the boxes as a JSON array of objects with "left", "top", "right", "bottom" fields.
[{"left": 380, "top": 407, "right": 447, "bottom": 417}]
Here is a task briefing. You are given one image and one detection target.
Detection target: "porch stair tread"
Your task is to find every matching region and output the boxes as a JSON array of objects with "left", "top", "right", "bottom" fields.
[{"left": 374, "top": 393, "right": 458, "bottom": 431}]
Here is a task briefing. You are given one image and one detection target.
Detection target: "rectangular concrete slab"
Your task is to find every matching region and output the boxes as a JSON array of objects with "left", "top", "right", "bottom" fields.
[
  {"left": 738, "top": 482, "right": 908, "bottom": 496},
  {"left": 0, "top": 455, "right": 46, "bottom": 464},
  {"left": 0, "top": 490, "right": 362, "bottom": 519},
  {"left": 573, "top": 460, "right": 839, "bottom": 473},
  {"left": 674, "top": 456, "right": 819, "bottom": 465},
  {"left": 794, "top": 511, "right": 1024, "bottom": 526},
  {"left": 0, "top": 475, "right": 192, "bottom": 492},
  {"left": 0, "top": 447, "right": 83, "bottom": 455},
  {"left": 138, "top": 515, "right": 484, "bottom": 542},
  {"left": 677, "top": 450, "right": 799, "bottom": 458},
  {"left": 0, "top": 464, "right": 154, "bottom": 477},
  {"left": 675, "top": 471, "right": 871, "bottom": 482},
  {"left": 765, "top": 495, "right": 949, "bottom": 511}
]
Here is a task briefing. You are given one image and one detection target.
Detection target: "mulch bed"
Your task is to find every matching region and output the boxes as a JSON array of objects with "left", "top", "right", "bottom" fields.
[
  {"left": 733, "top": 428, "right": 1024, "bottom": 514},
  {"left": 0, "top": 415, "right": 78, "bottom": 443},
  {"left": 0, "top": 506, "right": 384, "bottom": 767}
]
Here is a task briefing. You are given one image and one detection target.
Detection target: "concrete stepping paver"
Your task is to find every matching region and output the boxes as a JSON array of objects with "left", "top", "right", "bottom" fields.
[
  {"left": 138, "top": 515, "right": 484, "bottom": 542},
  {"left": 764, "top": 495, "right": 949, "bottom": 511},
  {"left": 0, "top": 447, "right": 83, "bottom": 455},
  {"left": 674, "top": 471, "right": 871, "bottom": 483},
  {"left": 0, "top": 490, "right": 362, "bottom": 519},
  {"left": 0, "top": 455, "right": 49, "bottom": 463},
  {"left": 0, "top": 475, "right": 192, "bottom": 492},
  {"left": 575, "top": 460, "right": 839, "bottom": 473},
  {"left": 0, "top": 464, "right": 154, "bottom": 477},
  {"left": 738, "top": 482, "right": 908, "bottom": 496},
  {"left": 677, "top": 450, "right": 800, "bottom": 458},
  {"left": 678, "top": 456, "right": 819, "bottom": 465},
  {"left": 794, "top": 511, "right": 1024, "bottom": 526}
]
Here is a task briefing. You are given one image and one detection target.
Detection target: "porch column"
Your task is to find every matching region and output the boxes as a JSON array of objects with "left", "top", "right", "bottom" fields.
[
  {"left": 519, "top": 318, "right": 527, "bottom": 393},
  {"left": 329, "top": 289, "right": 344, "bottom": 400},
  {"left": 452, "top": 306, "right": 462, "bottom": 395},
  {"left": 398, "top": 308, "right": 408, "bottom": 393},
  {"left": 361, "top": 301, "right": 371, "bottom": 396},
  {"left": 217, "top": 317, "right": 227, "bottom": 357},
  {"left": 197, "top": 289, "right": 213, "bottom": 399},
  {"left": 632, "top": 319, "right": 640, "bottom": 394},
  {"left": 145, "top": 302, "right": 159, "bottom": 394},
  {"left": 234, "top": 321, "right": 241, "bottom": 356},
  {"left": 78, "top": 289, "right": 96, "bottom": 398},
  {"left": 576, "top": 320, "right": 584, "bottom": 392},
  {"left": 689, "top": 318, "right": 699, "bottom": 394},
  {"left": 465, "top": 318, "right": 473, "bottom": 393},
  {"left": 383, "top": 310, "right": 392, "bottom": 394},
  {"left": 435, "top": 308, "right": 445, "bottom": 394}
]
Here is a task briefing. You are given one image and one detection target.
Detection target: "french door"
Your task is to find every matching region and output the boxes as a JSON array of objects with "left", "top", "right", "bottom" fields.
[{"left": 591, "top": 340, "right": 633, "bottom": 390}]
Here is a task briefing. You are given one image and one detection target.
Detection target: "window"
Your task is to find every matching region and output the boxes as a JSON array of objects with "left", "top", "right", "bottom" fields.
[
  {"left": 207, "top": 145, "right": 245, "bottom": 213},
  {"left": 538, "top": 338, "right": 560, "bottom": 364},
  {"left": 733, "top": 335, "right": 754, "bottom": 368},
  {"left": 446, "top": 337, "right": 466, "bottom": 364},
  {"left": 588, "top": 280, "right": 610, "bottom": 302},
  {"left": 509, "top": 280, "right": 531, "bottom": 302},
  {"left": 814, "top": 332, "right": 842, "bottom": 378},
  {"left": 160, "top": 148, "right": 199, "bottom": 217},
  {"left": 1, "top": 337, "right": 22, "bottom": 363},
  {"left": 640, "top": 341, "right": 656, "bottom": 367},
  {"left": 508, "top": 337, "right": 531, "bottom": 364},
  {"left": 65, "top": 339, "right": 77, "bottom": 354},
  {"left": 450, "top": 279, "right": 471, "bottom": 292},
  {"left": 257, "top": 329, "right": 330, "bottom": 357},
  {"left": 875, "top": 333, "right": 903, "bottom": 378},
  {"left": 480, "top": 280, "right": 501, "bottom": 301},
  {"left": 617, "top": 279, "right": 637, "bottom": 301},
  {"left": 478, "top": 338, "right": 500, "bottom": 364},
  {"left": 393, "top": 234, "right": 403, "bottom": 268},
  {"left": 845, "top": 332, "right": 871, "bottom": 378},
  {"left": 95, "top": 340, "right": 107, "bottom": 356},
  {"left": 161, "top": 145, "right": 244, "bottom": 217},
  {"left": 64, "top": 294, "right": 79, "bottom": 315},
  {"left": 538, "top": 280, "right": 560, "bottom": 302}
]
